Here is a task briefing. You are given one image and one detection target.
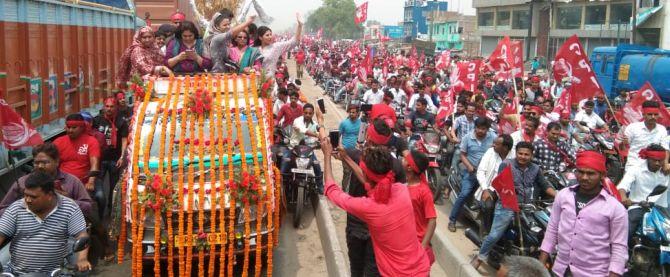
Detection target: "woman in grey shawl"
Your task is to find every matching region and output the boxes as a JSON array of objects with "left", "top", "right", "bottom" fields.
[{"left": 206, "top": 9, "right": 257, "bottom": 73}]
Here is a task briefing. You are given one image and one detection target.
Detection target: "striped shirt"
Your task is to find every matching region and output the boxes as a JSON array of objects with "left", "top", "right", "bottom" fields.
[
  {"left": 0, "top": 195, "right": 86, "bottom": 275},
  {"left": 453, "top": 115, "right": 477, "bottom": 140}
]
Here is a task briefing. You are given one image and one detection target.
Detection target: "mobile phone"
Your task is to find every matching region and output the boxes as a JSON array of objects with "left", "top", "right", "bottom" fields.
[
  {"left": 329, "top": 130, "right": 340, "bottom": 149},
  {"left": 361, "top": 104, "right": 373, "bottom": 112},
  {"left": 317, "top": 98, "right": 326, "bottom": 114}
]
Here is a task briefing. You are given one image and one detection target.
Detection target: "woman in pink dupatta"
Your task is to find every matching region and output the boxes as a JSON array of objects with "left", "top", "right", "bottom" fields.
[{"left": 116, "top": 27, "right": 172, "bottom": 89}]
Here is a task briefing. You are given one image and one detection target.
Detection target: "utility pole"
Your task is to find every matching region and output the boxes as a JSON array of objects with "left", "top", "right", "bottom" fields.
[
  {"left": 526, "top": 0, "right": 534, "bottom": 60},
  {"left": 631, "top": 0, "right": 637, "bottom": 43}
]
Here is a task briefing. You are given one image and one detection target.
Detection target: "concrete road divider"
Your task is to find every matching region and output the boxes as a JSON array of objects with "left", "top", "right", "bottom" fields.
[
  {"left": 316, "top": 196, "right": 350, "bottom": 277},
  {"left": 432, "top": 229, "right": 482, "bottom": 277}
]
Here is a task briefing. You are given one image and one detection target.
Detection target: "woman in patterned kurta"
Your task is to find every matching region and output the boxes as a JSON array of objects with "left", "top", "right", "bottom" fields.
[
  {"left": 254, "top": 13, "right": 303, "bottom": 78},
  {"left": 116, "top": 27, "right": 171, "bottom": 89}
]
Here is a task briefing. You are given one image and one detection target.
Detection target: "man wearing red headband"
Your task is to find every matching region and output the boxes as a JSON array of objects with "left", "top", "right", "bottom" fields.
[
  {"left": 321, "top": 139, "right": 430, "bottom": 276},
  {"left": 618, "top": 144, "right": 668, "bottom": 239},
  {"left": 93, "top": 97, "right": 129, "bottom": 216},
  {"left": 540, "top": 150, "right": 628, "bottom": 277},
  {"left": 170, "top": 11, "right": 186, "bottom": 27},
  {"left": 510, "top": 117, "right": 541, "bottom": 157},
  {"left": 622, "top": 100, "right": 669, "bottom": 171},
  {"left": 53, "top": 113, "right": 100, "bottom": 189},
  {"left": 115, "top": 92, "right": 132, "bottom": 122}
]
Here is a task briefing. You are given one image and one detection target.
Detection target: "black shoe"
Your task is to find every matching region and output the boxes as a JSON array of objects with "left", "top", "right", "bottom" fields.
[{"left": 448, "top": 221, "right": 457, "bottom": 232}]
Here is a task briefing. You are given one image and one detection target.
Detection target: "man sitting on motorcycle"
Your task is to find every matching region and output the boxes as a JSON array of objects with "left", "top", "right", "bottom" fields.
[
  {"left": 471, "top": 142, "right": 556, "bottom": 269},
  {"left": 539, "top": 151, "right": 627, "bottom": 277},
  {"left": 362, "top": 79, "right": 384, "bottom": 105},
  {"left": 408, "top": 83, "right": 437, "bottom": 113},
  {"left": 617, "top": 144, "right": 668, "bottom": 241},
  {"left": 574, "top": 100, "right": 608, "bottom": 131},
  {"left": 449, "top": 118, "right": 497, "bottom": 232},
  {"left": 510, "top": 117, "right": 541, "bottom": 157},
  {"left": 622, "top": 100, "right": 669, "bottom": 172},
  {"left": 532, "top": 122, "right": 575, "bottom": 173},
  {"left": 0, "top": 171, "right": 92, "bottom": 275},
  {"left": 281, "top": 103, "right": 325, "bottom": 193},
  {"left": 475, "top": 134, "right": 514, "bottom": 237},
  {"left": 408, "top": 98, "right": 435, "bottom": 134}
]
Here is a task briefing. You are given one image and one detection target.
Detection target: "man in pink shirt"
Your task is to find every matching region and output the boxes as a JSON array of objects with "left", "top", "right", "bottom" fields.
[
  {"left": 539, "top": 151, "right": 628, "bottom": 277},
  {"left": 321, "top": 136, "right": 430, "bottom": 276}
]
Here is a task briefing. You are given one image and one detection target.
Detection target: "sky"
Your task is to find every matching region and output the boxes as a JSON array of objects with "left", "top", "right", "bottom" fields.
[{"left": 256, "top": 0, "right": 474, "bottom": 32}]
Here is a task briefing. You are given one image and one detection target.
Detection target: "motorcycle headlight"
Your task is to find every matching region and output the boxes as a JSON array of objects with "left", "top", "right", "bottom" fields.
[
  {"left": 296, "top": 157, "right": 311, "bottom": 170},
  {"left": 425, "top": 144, "right": 439, "bottom": 154}
]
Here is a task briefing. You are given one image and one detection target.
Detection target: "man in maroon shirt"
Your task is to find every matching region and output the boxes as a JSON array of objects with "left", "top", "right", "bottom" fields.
[{"left": 275, "top": 92, "right": 303, "bottom": 128}]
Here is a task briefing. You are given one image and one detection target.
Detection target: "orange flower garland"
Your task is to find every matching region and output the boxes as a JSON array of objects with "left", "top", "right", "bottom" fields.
[
  {"left": 185, "top": 112, "right": 196, "bottom": 274},
  {"left": 130, "top": 80, "right": 153, "bottom": 275},
  {"left": 177, "top": 76, "right": 192, "bottom": 277},
  {"left": 214, "top": 76, "right": 227, "bottom": 277},
  {"left": 154, "top": 78, "right": 174, "bottom": 277},
  {"left": 206, "top": 76, "right": 219, "bottom": 276},
  {"left": 246, "top": 74, "right": 264, "bottom": 276},
  {"left": 242, "top": 76, "right": 261, "bottom": 276},
  {"left": 232, "top": 76, "right": 252, "bottom": 277},
  {"left": 225, "top": 75, "right": 236, "bottom": 277},
  {"left": 165, "top": 78, "right": 182, "bottom": 277}
]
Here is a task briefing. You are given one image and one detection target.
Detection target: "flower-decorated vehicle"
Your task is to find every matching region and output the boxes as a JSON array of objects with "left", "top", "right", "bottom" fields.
[{"left": 113, "top": 74, "right": 280, "bottom": 276}]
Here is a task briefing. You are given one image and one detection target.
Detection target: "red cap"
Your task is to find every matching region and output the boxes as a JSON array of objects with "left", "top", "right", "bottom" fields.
[{"left": 171, "top": 12, "right": 186, "bottom": 22}]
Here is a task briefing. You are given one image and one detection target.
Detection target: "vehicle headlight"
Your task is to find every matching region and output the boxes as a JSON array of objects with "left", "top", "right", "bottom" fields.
[
  {"left": 296, "top": 157, "right": 311, "bottom": 170},
  {"left": 425, "top": 144, "right": 439, "bottom": 154}
]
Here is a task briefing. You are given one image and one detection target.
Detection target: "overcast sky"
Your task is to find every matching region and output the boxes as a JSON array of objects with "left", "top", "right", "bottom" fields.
[{"left": 256, "top": 0, "right": 474, "bottom": 32}]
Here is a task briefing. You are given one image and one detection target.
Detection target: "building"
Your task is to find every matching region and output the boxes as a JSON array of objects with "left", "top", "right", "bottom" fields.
[
  {"left": 403, "top": 0, "right": 448, "bottom": 40},
  {"left": 430, "top": 12, "right": 479, "bottom": 56},
  {"left": 473, "top": 0, "right": 666, "bottom": 60}
]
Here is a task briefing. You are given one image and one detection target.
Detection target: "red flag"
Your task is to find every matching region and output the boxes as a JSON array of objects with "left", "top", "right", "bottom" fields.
[
  {"left": 499, "top": 90, "right": 520, "bottom": 134},
  {"left": 614, "top": 82, "right": 670, "bottom": 126},
  {"left": 316, "top": 28, "right": 323, "bottom": 40},
  {"left": 355, "top": 2, "right": 368, "bottom": 24},
  {"left": 491, "top": 165, "right": 519, "bottom": 212},
  {"left": 450, "top": 60, "right": 482, "bottom": 92},
  {"left": 553, "top": 86, "right": 572, "bottom": 114},
  {"left": 435, "top": 89, "right": 455, "bottom": 126},
  {"left": 488, "top": 36, "right": 512, "bottom": 72},
  {"left": 509, "top": 40, "right": 524, "bottom": 78},
  {"left": 552, "top": 35, "right": 604, "bottom": 102},
  {"left": 436, "top": 50, "right": 451, "bottom": 71},
  {"left": 0, "top": 98, "right": 43, "bottom": 150}
]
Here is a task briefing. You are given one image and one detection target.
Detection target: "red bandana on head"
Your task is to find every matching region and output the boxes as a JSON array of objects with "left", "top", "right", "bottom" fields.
[
  {"left": 359, "top": 161, "right": 395, "bottom": 204},
  {"left": 576, "top": 150, "right": 606, "bottom": 173}
]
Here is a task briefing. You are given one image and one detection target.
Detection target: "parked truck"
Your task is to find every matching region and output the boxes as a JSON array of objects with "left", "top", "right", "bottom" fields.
[{"left": 591, "top": 44, "right": 670, "bottom": 102}]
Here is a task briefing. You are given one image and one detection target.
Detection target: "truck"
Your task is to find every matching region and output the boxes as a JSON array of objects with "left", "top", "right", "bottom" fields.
[{"left": 591, "top": 44, "right": 670, "bottom": 102}]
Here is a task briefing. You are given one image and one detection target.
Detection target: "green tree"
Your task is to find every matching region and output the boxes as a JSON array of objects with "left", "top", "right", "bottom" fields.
[{"left": 306, "top": 0, "right": 363, "bottom": 39}]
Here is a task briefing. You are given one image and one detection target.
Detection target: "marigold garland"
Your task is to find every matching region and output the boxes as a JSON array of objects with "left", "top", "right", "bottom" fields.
[
  {"left": 196, "top": 80, "right": 208, "bottom": 277},
  {"left": 165, "top": 78, "right": 182, "bottom": 277},
  {"left": 186, "top": 112, "right": 196, "bottom": 275},
  {"left": 214, "top": 76, "right": 227, "bottom": 277},
  {"left": 206, "top": 76, "right": 219, "bottom": 277},
  {"left": 178, "top": 76, "right": 192, "bottom": 276},
  {"left": 245, "top": 74, "right": 264, "bottom": 276},
  {"left": 225, "top": 75, "right": 237, "bottom": 277}
]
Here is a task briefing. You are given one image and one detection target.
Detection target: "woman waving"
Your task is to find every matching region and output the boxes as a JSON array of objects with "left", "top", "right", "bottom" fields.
[{"left": 255, "top": 13, "right": 303, "bottom": 78}]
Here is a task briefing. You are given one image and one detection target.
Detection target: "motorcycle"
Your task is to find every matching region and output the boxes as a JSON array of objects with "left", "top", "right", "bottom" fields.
[
  {"left": 411, "top": 131, "right": 447, "bottom": 203},
  {"left": 447, "top": 161, "right": 480, "bottom": 225},
  {"left": 629, "top": 185, "right": 670, "bottom": 277},
  {"left": 1, "top": 236, "right": 90, "bottom": 277},
  {"left": 465, "top": 201, "right": 553, "bottom": 270},
  {"left": 283, "top": 141, "right": 321, "bottom": 228},
  {"left": 543, "top": 168, "right": 577, "bottom": 191}
]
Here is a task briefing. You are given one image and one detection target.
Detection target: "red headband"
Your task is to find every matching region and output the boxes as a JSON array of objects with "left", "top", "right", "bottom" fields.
[
  {"left": 405, "top": 154, "right": 421, "bottom": 174},
  {"left": 66, "top": 120, "right": 87, "bottom": 127},
  {"left": 116, "top": 92, "right": 125, "bottom": 101},
  {"left": 367, "top": 124, "right": 391, "bottom": 145},
  {"left": 529, "top": 105, "right": 543, "bottom": 114},
  {"left": 643, "top": 107, "right": 660, "bottom": 114},
  {"left": 171, "top": 12, "right": 185, "bottom": 21},
  {"left": 639, "top": 149, "right": 666, "bottom": 160},
  {"left": 104, "top": 97, "right": 116, "bottom": 106},
  {"left": 359, "top": 162, "right": 395, "bottom": 204},
  {"left": 576, "top": 150, "right": 606, "bottom": 173}
]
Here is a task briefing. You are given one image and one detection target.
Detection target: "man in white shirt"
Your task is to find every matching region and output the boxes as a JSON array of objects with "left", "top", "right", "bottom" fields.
[
  {"left": 623, "top": 100, "right": 670, "bottom": 171},
  {"left": 475, "top": 134, "right": 514, "bottom": 236},
  {"left": 408, "top": 83, "right": 436, "bottom": 113},
  {"left": 617, "top": 144, "right": 669, "bottom": 238},
  {"left": 286, "top": 103, "right": 325, "bottom": 192},
  {"left": 362, "top": 79, "right": 384, "bottom": 105},
  {"left": 273, "top": 88, "right": 288, "bottom": 116},
  {"left": 573, "top": 100, "right": 607, "bottom": 130},
  {"left": 510, "top": 117, "right": 542, "bottom": 157}
]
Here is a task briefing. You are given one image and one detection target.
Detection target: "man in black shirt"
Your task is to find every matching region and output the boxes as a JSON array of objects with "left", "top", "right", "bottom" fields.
[
  {"left": 92, "top": 97, "right": 129, "bottom": 217},
  {"left": 408, "top": 98, "right": 435, "bottom": 133}
]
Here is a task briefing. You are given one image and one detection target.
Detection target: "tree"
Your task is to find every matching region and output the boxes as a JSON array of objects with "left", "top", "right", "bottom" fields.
[{"left": 306, "top": 0, "right": 363, "bottom": 39}]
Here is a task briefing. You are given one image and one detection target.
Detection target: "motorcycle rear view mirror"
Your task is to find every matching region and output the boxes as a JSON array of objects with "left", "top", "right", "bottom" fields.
[
  {"left": 649, "top": 185, "right": 668, "bottom": 198},
  {"left": 73, "top": 236, "right": 90, "bottom": 253}
]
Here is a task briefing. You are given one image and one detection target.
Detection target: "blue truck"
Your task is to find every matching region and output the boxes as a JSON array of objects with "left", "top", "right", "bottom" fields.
[{"left": 591, "top": 44, "right": 670, "bottom": 102}]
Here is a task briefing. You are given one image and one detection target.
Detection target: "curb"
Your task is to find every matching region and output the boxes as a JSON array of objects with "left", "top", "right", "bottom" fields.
[
  {"left": 432, "top": 229, "right": 482, "bottom": 277},
  {"left": 315, "top": 196, "right": 350, "bottom": 277}
]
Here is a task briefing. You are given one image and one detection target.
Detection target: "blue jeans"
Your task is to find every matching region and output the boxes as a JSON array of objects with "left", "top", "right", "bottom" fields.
[
  {"left": 478, "top": 202, "right": 515, "bottom": 260},
  {"left": 449, "top": 168, "right": 478, "bottom": 222},
  {"left": 335, "top": 87, "right": 348, "bottom": 102}
]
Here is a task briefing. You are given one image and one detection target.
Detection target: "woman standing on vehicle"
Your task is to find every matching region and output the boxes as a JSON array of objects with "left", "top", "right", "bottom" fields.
[
  {"left": 254, "top": 13, "right": 303, "bottom": 78},
  {"left": 321, "top": 138, "right": 431, "bottom": 276},
  {"left": 165, "top": 21, "right": 212, "bottom": 74},
  {"left": 116, "top": 27, "right": 172, "bottom": 89}
]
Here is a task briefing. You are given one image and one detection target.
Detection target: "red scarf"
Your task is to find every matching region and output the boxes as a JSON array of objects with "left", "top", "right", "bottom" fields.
[
  {"left": 104, "top": 112, "right": 118, "bottom": 148},
  {"left": 522, "top": 130, "right": 534, "bottom": 142},
  {"left": 359, "top": 161, "right": 396, "bottom": 204}
]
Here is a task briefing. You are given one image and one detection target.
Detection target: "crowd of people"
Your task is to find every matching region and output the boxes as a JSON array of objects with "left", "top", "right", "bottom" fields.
[{"left": 2, "top": 6, "right": 670, "bottom": 277}]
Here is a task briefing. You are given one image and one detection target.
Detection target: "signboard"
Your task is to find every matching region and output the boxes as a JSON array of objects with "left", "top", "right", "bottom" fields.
[
  {"left": 383, "top": 26, "right": 404, "bottom": 39},
  {"left": 29, "top": 78, "right": 43, "bottom": 120},
  {"left": 48, "top": 75, "right": 58, "bottom": 114}
]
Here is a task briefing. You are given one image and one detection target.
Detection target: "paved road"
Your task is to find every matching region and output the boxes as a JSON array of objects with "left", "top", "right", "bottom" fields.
[{"left": 288, "top": 60, "right": 451, "bottom": 277}]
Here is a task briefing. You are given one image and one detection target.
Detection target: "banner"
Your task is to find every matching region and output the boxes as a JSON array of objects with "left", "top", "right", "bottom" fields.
[
  {"left": 435, "top": 88, "right": 455, "bottom": 127},
  {"left": 488, "top": 37, "right": 524, "bottom": 78},
  {"left": 0, "top": 98, "right": 44, "bottom": 149},
  {"left": 552, "top": 35, "right": 604, "bottom": 102},
  {"left": 614, "top": 82, "right": 670, "bottom": 126},
  {"left": 509, "top": 40, "right": 524, "bottom": 78},
  {"left": 29, "top": 78, "right": 42, "bottom": 120},
  {"left": 491, "top": 165, "right": 519, "bottom": 212},
  {"left": 450, "top": 60, "right": 482, "bottom": 92},
  {"left": 355, "top": 2, "right": 368, "bottom": 24},
  {"left": 488, "top": 36, "right": 511, "bottom": 72}
]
